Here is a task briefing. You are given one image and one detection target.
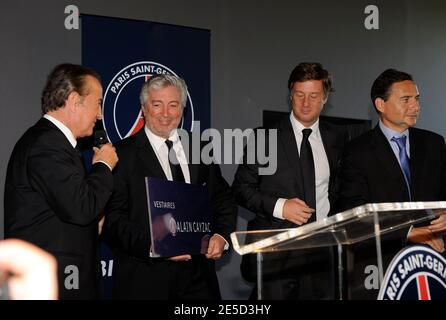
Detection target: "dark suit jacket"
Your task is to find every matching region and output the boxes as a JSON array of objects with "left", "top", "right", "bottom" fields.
[
  {"left": 4, "top": 118, "right": 113, "bottom": 299},
  {"left": 102, "top": 129, "right": 237, "bottom": 299},
  {"left": 336, "top": 125, "right": 446, "bottom": 299},
  {"left": 337, "top": 125, "right": 446, "bottom": 209},
  {"left": 232, "top": 117, "right": 348, "bottom": 290}
]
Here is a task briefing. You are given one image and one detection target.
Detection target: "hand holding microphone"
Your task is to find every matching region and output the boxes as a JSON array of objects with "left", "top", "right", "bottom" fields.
[{"left": 92, "top": 130, "right": 118, "bottom": 170}]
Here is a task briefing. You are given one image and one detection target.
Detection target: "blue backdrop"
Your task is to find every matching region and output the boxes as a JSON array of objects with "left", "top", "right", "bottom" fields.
[{"left": 81, "top": 14, "right": 210, "bottom": 298}]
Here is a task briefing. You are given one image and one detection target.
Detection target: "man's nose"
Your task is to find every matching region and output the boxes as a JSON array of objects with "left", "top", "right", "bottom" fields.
[
  {"left": 411, "top": 100, "right": 420, "bottom": 113},
  {"left": 162, "top": 105, "right": 169, "bottom": 117}
]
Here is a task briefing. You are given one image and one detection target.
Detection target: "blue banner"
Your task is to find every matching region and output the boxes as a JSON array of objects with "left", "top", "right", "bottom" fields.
[
  {"left": 81, "top": 15, "right": 210, "bottom": 142},
  {"left": 81, "top": 14, "right": 211, "bottom": 298}
]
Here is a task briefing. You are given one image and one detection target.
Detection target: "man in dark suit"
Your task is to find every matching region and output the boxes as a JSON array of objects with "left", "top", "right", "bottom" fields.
[
  {"left": 4, "top": 63, "right": 119, "bottom": 299},
  {"left": 102, "top": 74, "right": 237, "bottom": 299},
  {"left": 233, "top": 62, "right": 348, "bottom": 299},
  {"left": 337, "top": 68, "right": 446, "bottom": 298}
]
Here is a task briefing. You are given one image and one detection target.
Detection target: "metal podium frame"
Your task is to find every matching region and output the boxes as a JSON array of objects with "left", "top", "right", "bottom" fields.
[{"left": 231, "top": 201, "right": 446, "bottom": 300}]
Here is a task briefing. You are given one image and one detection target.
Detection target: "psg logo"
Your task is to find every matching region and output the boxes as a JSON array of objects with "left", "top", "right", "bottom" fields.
[
  {"left": 102, "top": 61, "right": 195, "bottom": 143},
  {"left": 168, "top": 216, "right": 177, "bottom": 237},
  {"left": 378, "top": 245, "right": 446, "bottom": 300}
]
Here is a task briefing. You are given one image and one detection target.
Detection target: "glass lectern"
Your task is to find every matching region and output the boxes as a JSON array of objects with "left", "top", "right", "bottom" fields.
[{"left": 231, "top": 201, "right": 446, "bottom": 299}]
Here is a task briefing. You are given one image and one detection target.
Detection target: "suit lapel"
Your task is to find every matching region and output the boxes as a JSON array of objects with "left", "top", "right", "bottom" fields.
[
  {"left": 134, "top": 130, "right": 167, "bottom": 180},
  {"left": 319, "top": 121, "right": 337, "bottom": 174},
  {"left": 188, "top": 163, "right": 200, "bottom": 185},
  {"left": 183, "top": 133, "right": 200, "bottom": 184},
  {"left": 279, "top": 118, "right": 303, "bottom": 189},
  {"left": 407, "top": 128, "right": 424, "bottom": 199},
  {"left": 39, "top": 118, "right": 86, "bottom": 174},
  {"left": 371, "top": 125, "right": 410, "bottom": 198}
]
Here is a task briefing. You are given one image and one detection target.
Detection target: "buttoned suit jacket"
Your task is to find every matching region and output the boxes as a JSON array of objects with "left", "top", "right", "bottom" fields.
[
  {"left": 233, "top": 117, "right": 348, "bottom": 289},
  {"left": 337, "top": 125, "right": 446, "bottom": 209},
  {"left": 336, "top": 125, "right": 446, "bottom": 299},
  {"left": 4, "top": 118, "right": 113, "bottom": 299},
  {"left": 102, "top": 129, "right": 237, "bottom": 299}
]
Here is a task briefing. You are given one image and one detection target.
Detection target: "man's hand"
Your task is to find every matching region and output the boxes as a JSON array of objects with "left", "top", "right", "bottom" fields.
[
  {"left": 282, "top": 198, "right": 315, "bottom": 225},
  {"left": 205, "top": 235, "right": 226, "bottom": 260},
  {"left": 408, "top": 227, "right": 445, "bottom": 253},
  {"left": 0, "top": 239, "right": 58, "bottom": 300},
  {"left": 168, "top": 254, "right": 192, "bottom": 261},
  {"left": 98, "top": 214, "right": 105, "bottom": 235},
  {"left": 428, "top": 213, "right": 446, "bottom": 234},
  {"left": 92, "top": 143, "right": 118, "bottom": 170}
]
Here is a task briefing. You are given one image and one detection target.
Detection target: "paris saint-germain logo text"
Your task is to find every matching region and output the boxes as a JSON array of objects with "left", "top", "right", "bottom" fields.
[
  {"left": 102, "top": 61, "right": 194, "bottom": 143},
  {"left": 378, "top": 245, "right": 446, "bottom": 300}
]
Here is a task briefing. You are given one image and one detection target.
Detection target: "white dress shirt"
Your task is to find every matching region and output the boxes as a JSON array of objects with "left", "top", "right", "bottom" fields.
[
  {"left": 144, "top": 126, "right": 190, "bottom": 183},
  {"left": 273, "top": 113, "right": 331, "bottom": 221}
]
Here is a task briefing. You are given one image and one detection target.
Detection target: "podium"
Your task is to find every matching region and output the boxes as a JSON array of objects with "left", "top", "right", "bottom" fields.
[{"left": 231, "top": 201, "right": 446, "bottom": 299}]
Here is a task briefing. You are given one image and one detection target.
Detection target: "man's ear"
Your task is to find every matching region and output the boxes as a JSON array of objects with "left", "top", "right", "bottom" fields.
[
  {"left": 322, "top": 94, "right": 328, "bottom": 105},
  {"left": 66, "top": 91, "right": 81, "bottom": 112},
  {"left": 375, "top": 97, "right": 385, "bottom": 113}
]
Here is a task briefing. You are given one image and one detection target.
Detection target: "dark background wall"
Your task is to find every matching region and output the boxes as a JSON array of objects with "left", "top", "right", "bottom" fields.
[{"left": 1, "top": 0, "right": 445, "bottom": 299}]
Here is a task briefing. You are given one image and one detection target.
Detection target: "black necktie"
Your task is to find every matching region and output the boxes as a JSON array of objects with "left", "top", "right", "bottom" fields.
[
  {"left": 165, "top": 139, "right": 185, "bottom": 183},
  {"left": 300, "top": 129, "right": 316, "bottom": 222}
]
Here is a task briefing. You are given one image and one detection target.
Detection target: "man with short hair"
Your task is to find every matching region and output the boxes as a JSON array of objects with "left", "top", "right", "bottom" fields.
[
  {"left": 233, "top": 62, "right": 348, "bottom": 299},
  {"left": 4, "top": 63, "right": 118, "bottom": 299},
  {"left": 103, "top": 74, "right": 236, "bottom": 299},
  {"left": 337, "top": 68, "right": 446, "bottom": 298}
]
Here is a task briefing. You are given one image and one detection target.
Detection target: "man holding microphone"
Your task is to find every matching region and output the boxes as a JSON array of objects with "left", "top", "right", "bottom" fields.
[{"left": 4, "top": 63, "right": 118, "bottom": 299}]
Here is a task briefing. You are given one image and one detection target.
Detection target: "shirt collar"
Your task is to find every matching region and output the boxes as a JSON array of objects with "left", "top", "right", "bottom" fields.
[
  {"left": 144, "top": 125, "right": 179, "bottom": 150},
  {"left": 289, "top": 112, "right": 320, "bottom": 136},
  {"left": 379, "top": 120, "right": 409, "bottom": 142},
  {"left": 43, "top": 114, "right": 77, "bottom": 148}
]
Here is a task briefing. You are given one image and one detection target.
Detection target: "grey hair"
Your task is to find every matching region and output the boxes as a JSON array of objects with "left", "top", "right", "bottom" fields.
[{"left": 139, "top": 74, "right": 188, "bottom": 108}]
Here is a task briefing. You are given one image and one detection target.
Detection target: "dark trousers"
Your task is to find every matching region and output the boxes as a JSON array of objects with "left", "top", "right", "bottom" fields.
[
  {"left": 248, "top": 247, "right": 336, "bottom": 300},
  {"left": 113, "top": 255, "right": 220, "bottom": 300}
]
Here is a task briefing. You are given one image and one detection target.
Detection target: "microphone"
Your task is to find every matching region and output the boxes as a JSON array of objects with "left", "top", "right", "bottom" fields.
[{"left": 93, "top": 130, "right": 109, "bottom": 148}]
